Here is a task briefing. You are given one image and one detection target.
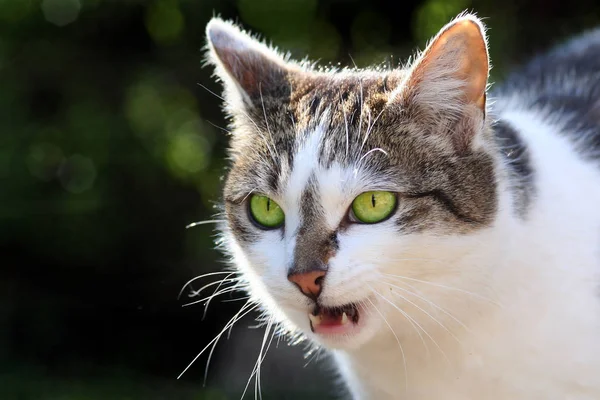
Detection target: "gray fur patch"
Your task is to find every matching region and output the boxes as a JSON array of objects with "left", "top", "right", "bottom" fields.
[{"left": 492, "top": 119, "right": 535, "bottom": 218}]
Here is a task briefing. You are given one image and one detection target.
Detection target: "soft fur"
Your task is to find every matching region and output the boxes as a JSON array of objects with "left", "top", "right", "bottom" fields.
[{"left": 205, "top": 12, "right": 600, "bottom": 399}]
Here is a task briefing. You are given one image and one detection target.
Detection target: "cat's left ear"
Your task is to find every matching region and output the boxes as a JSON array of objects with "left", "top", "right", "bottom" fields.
[
  {"left": 205, "top": 18, "right": 298, "bottom": 109},
  {"left": 392, "top": 14, "right": 490, "bottom": 144}
]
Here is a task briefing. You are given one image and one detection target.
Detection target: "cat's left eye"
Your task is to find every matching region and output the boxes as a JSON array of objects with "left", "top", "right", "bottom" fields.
[{"left": 350, "top": 191, "right": 397, "bottom": 224}]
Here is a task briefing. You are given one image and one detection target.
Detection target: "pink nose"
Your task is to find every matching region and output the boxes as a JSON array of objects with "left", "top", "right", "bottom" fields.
[{"left": 287, "top": 270, "right": 326, "bottom": 299}]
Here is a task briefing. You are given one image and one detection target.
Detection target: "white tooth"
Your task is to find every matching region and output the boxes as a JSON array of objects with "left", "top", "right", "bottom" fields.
[
  {"left": 308, "top": 313, "right": 322, "bottom": 326},
  {"left": 341, "top": 312, "right": 349, "bottom": 325}
]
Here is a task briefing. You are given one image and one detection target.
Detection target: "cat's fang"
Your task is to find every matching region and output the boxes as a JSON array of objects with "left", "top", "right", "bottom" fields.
[
  {"left": 341, "top": 312, "right": 349, "bottom": 325},
  {"left": 308, "top": 313, "right": 322, "bottom": 329}
]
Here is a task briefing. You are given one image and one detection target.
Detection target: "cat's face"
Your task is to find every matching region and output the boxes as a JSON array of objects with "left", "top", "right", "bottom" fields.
[{"left": 207, "top": 14, "right": 501, "bottom": 350}]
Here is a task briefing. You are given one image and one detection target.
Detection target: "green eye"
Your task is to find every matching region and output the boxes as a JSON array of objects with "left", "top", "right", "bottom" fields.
[
  {"left": 351, "top": 191, "right": 397, "bottom": 224},
  {"left": 249, "top": 194, "right": 285, "bottom": 228}
]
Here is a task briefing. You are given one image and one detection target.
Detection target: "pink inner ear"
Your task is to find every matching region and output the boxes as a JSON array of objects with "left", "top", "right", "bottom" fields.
[
  {"left": 213, "top": 47, "right": 267, "bottom": 96},
  {"left": 414, "top": 18, "right": 489, "bottom": 110},
  {"left": 207, "top": 19, "right": 292, "bottom": 99}
]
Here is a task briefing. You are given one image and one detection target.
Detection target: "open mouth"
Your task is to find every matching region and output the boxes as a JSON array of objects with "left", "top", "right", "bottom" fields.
[{"left": 308, "top": 303, "right": 360, "bottom": 335}]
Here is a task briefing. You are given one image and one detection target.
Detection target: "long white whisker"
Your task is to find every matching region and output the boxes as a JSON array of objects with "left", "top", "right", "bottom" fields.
[
  {"left": 366, "top": 295, "right": 408, "bottom": 392},
  {"left": 240, "top": 319, "right": 274, "bottom": 400},
  {"left": 178, "top": 301, "right": 257, "bottom": 380},
  {"left": 257, "top": 322, "right": 276, "bottom": 400},
  {"left": 178, "top": 271, "right": 236, "bottom": 299},
  {"left": 181, "top": 285, "right": 240, "bottom": 308},
  {"left": 185, "top": 219, "right": 224, "bottom": 229},
  {"left": 388, "top": 286, "right": 463, "bottom": 346},
  {"left": 202, "top": 273, "right": 238, "bottom": 318},
  {"left": 371, "top": 287, "right": 451, "bottom": 365},
  {"left": 203, "top": 300, "right": 257, "bottom": 386},
  {"left": 189, "top": 275, "right": 235, "bottom": 297},
  {"left": 222, "top": 296, "right": 251, "bottom": 303},
  {"left": 381, "top": 273, "right": 501, "bottom": 307},
  {"left": 380, "top": 277, "right": 471, "bottom": 332},
  {"left": 368, "top": 284, "right": 429, "bottom": 355}
]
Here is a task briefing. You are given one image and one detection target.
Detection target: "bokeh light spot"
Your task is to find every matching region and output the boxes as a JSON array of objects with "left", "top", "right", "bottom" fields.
[
  {"left": 26, "top": 142, "right": 64, "bottom": 182},
  {"left": 58, "top": 154, "right": 96, "bottom": 194},
  {"left": 41, "top": 0, "right": 81, "bottom": 27},
  {"left": 125, "top": 79, "right": 166, "bottom": 138},
  {"left": 145, "top": 0, "right": 184, "bottom": 45},
  {"left": 413, "top": 0, "right": 470, "bottom": 44},
  {"left": 166, "top": 129, "right": 210, "bottom": 178}
]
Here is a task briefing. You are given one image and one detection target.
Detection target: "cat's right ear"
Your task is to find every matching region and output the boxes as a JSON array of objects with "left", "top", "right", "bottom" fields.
[{"left": 205, "top": 18, "right": 297, "bottom": 109}]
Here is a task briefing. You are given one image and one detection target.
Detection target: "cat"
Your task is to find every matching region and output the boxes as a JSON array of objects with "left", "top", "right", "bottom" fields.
[{"left": 204, "top": 11, "right": 600, "bottom": 400}]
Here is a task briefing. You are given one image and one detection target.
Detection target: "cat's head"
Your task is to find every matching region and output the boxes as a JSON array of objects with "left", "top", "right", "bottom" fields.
[{"left": 206, "top": 13, "right": 504, "bottom": 350}]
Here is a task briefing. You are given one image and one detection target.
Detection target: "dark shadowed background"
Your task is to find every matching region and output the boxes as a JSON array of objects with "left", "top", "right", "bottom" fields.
[{"left": 2, "top": 0, "right": 599, "bottom": 398}]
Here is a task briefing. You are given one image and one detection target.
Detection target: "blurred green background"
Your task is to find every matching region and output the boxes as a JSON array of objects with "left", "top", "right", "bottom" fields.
[{"left": 2, "top": 0, "right": 599, "bottom": 398}]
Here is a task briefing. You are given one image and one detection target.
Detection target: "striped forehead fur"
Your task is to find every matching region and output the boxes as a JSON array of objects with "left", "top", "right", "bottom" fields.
[{"left": 206, "top": 14, "right": 508, "bottom": 246}]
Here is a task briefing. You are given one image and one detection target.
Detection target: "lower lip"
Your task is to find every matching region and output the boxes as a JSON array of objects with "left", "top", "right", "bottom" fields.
[
  {"left": 309, "top": 308, "right": 364, "bottom": 336},
  {"left": 312, "top": 322, "right": 359, "bottom": 335}
]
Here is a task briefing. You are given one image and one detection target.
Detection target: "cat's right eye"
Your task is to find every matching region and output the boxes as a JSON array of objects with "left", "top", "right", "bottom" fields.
[{"left": 248, "top": 194, "right": 285, "bottom": 229}]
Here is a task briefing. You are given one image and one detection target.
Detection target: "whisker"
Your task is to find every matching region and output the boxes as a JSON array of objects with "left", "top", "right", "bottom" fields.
[
  {"left": 181, "top": 285, "right": 239, "bottom": 308},
  {"left": 381, "top": 273, "right": 501, "bottom": 307},
  {"left": 259, "top": 83, "right": 280, "bottom": 162},
  {"left": 369, "top": 284, "right": 430, "bottom": 356},
  {"left": 197, "top": 81, "right": 277, "bottom": 165},
  {"left": 366, "top": 295, "right": 408, "bottom": 392},
  {"left": 341, "top": 95, "right": 350, "bottom": 159},
  {"left": 379, "top": 256, "right": 446, "bottom": 265},
  {"left": 303, "top": 343, "right": 322, "bottom": 368},
  {"left": 178, "top": 271, "right": 236, "bottom": 299},
  {"left": 348, "top": 53, "right": 358, "bottom": 69},
  {"left": 202, "top": 273, "right": 238, "bottom": 318},
  {"left": 240, "top": 318, "right": 275, "bottom": 400},
  {"left": 360, "top": 107, "right": 386, "bottom": 153},
  {"left": 371, "top": 287, "right": 451, "bottom": 365},
  {"left": 197, "top": 82, "right": 227, "bottom": 102},
  {"left": 358, "top": 147, "right": 388, "bottom": 166},
  {"left": 222, "top": 296, "right": 251, "bottom": 303},
  {"left": 189, "top": 275, "right": 236, "bottom": 298},
  {"left": 206, "top": 119, "right": 232, "bottom": 135},
  {"left": 380, "top": 277, "right": 471, "bottom": 333},
  {"left": 186, "top": 219, "right": 225, "bottom": 229},
  {"left": 257, "top": 321, "right": 276, "bottom": 400},
  {"left": 388, "top": 286, "right": 463, "bottom": 347},
  {"left": 358, "top": 79, "right": 364, "bottom": 147},
  {"left": 178, "top": 301, "right": 258, "bottom": 380},
  {"left": 203, "top": 300, "right": 257, "bottom": 387}
]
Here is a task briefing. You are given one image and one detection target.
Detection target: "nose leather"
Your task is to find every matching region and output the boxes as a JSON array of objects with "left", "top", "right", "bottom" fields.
[{"left": 287, "top": 270, "right": 326, "bottom": 299}]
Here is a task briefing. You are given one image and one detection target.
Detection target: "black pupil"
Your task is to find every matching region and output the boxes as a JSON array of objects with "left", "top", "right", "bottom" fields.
[
  {"left": 371, "top": 194, "right": 376, "bottom": 208},
  {"left": 266, "top": 198, "right": 271, "bottom": 212}
]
